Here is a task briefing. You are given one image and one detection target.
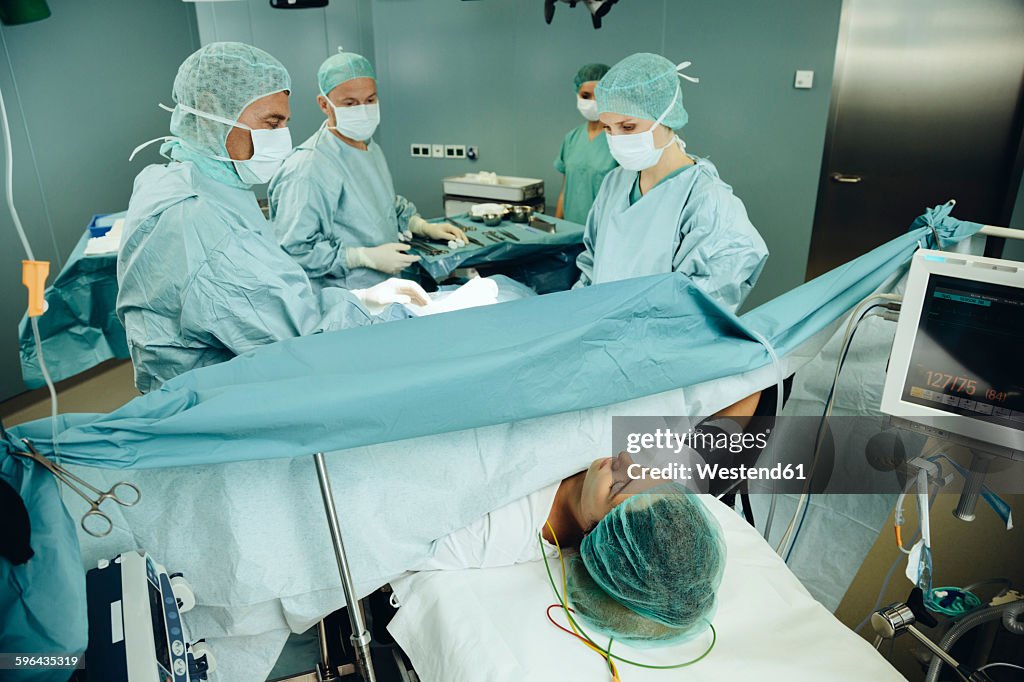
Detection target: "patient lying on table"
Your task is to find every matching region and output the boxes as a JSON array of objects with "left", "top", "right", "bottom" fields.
[
  {"left": 412, "top": 453, "right": 725, "bottom": 645},
  {"left": 410, "top": 398, "right": 754, "bottom": 646}
]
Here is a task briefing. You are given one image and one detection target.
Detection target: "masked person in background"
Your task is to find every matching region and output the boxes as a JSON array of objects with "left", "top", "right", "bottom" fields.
[
  {"left": 119, "top": 42, "right": 427, "bottom": 394},
  {"left": 574, "top": 53, "right": 768, "bottom": 313},
  {"left": 269, "top": 50, "right": 466, "bottom": 291},
  {"left": 554, "top": 63, "right": 618, "bottom": 225}
]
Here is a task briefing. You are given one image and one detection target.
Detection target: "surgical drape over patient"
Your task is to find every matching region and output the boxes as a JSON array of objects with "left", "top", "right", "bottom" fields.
[
  {"left": 567, "top": 487, "right": 726, "bottom": 647},
  {"left": 164, "top": 42, "right": 291, "bottom": 188},
  {"left": 596, "top": 53, "right": 689, "bottom": 129}
]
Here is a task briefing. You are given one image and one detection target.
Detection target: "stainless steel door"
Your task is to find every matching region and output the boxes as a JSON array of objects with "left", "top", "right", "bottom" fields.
[{"left": 806, "top": 0, "right": 1024, "bottom": 279}]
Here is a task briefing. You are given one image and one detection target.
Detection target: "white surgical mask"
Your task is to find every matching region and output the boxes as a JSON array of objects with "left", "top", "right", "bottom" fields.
[
  {"left": 232, "top": 127, "right": 292, "bottom": 184},
  {"left": 605, "top": 85, "right": 680, "bottom": 172},
  {"left": 166, "top": 102, "right": 293, "bottom": 184},
  {"left": 576, "top": 97, "right": 600, "bottom": 121},
  {"left": 329, "top": 102, "right": 381, "bottom": 141}
]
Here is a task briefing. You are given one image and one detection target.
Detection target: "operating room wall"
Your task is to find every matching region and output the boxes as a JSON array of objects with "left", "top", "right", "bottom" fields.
[{"left": 0, "top": 0, "right": 200, "bottom": 402}]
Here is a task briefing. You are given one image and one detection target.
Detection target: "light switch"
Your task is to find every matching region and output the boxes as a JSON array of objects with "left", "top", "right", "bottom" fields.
[{"left": 794, "top": 70, "right": 814, "bottom": 89}]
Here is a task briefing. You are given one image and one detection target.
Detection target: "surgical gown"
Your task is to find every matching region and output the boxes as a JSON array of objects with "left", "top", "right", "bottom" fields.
[
  {"left": 117, "top": 161, "right": 379, "bottom": 394},
  {"left": 411, "top": 483, "right": 560, "bottom": 571},
  {"left": 554, "top": 124, "right": 618, "bottom": 225},
  {"left": 269, "top": 127, "right": 418, "bottom": 290},
  {"left": 574, "top": 157, "right": 768, "bottom": 312}
]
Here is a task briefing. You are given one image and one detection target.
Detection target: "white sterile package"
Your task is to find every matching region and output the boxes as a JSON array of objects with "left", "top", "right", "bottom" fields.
[
  {"left": 469, "top": 202, "right": 506, "bottom": 217},
  {"left": 407, "top": 276, "right": 500, "bottom": 316},
  {"left": 84, "top": 218, "right": 125, "bottom": 256}
]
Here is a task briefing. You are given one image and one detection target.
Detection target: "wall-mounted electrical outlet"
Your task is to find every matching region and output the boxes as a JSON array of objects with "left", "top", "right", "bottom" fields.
[
  {"left": 444, "top": 145, "right": 467, "bottom": 159},
  {"left": 431, "top": 144, "right": 444, "bottom": 158},
  {"left": 794, "top": 70, "right": 814, "bottom": 89},
  {"left": 410, "top": 144, "right": 432, "bottom": 158}
]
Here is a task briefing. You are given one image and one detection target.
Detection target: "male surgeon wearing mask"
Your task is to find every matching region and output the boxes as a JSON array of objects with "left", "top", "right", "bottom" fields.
[
  {"left": 574, "top": 53, "right": 768, "bottom": 313},
  {"left": 269, "top": 51, "right": 466, "bottom": 290},
  {"left": 119, "top": 42, "right": 427, "bottom": 393},
  {"left": 553, "top": 63, "right": 618, "bottom": 225}
]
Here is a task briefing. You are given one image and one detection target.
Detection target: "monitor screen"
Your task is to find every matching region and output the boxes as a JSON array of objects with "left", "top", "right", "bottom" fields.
[{"left": 900, "top": 273, "right": 1024, "bottom": 431}]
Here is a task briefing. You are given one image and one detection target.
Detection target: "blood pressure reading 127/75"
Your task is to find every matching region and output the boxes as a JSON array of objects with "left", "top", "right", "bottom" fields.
[{"left": 902, "top": 274, "right": 1024, "bottom": 431}]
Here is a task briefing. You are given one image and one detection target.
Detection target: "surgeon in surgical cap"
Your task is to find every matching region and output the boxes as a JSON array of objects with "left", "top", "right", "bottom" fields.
[
  {"left": 573, "top": 53, "right": 768, "bottom": 312},
  {"left": 268, "top": 50, "right": 466, "bottom": 291},
  {"left": 119, "top": 42, "right": 427, "bottom": 393}
]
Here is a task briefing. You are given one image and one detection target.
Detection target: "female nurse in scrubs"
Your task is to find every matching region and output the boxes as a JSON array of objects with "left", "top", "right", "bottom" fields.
[
  {"left": 573, "top": 53, "right": 769, "bottom": 313},
  {"left": 553, "top": 63, "right": 618, "bottom": 225}
]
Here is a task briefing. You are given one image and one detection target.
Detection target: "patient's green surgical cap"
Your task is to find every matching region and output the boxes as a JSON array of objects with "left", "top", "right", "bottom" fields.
[
  {"left": 574, "top": 63, "right": 610, "bottom": 91},
  {"left": 596, "top": 52, "right": 689, "bottom": 129},
  {"left": 318, "top": 50, "right": 376, "bottom": 96},
  {"left": 170, "top": 42, "right": 291, "bottom": 158},
  {"left": 567, "top": 486, "right": 726, "bottom": 648}
]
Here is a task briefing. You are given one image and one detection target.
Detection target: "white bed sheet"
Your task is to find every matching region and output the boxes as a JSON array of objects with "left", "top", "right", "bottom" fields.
[{"left": 387, "top": 495, "right": 903, "bottom": 682}]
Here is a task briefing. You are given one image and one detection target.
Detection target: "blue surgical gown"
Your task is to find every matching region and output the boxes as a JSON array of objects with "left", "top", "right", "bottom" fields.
[
  {"left": 554, "top": 124, "right": 618, "bottom": 225},
  {"left": 117, "top": 161, "right": 381, "bottom": 393},
  {"left": 574, "top": 157, "right": 768, "bottom": 312},
  {"left": 268, "top": 127, "right": 418, "bottom": 290}
]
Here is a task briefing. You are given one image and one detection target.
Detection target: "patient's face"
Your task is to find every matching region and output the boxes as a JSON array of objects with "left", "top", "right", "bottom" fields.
[{"left": 579, "top": 451, "right": 637, "bottom": 531}]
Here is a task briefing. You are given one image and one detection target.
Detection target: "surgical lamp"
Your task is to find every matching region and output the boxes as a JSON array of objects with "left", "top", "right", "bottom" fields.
[{"left": 544, "top": 0, "right": 621, "bottom": 29}]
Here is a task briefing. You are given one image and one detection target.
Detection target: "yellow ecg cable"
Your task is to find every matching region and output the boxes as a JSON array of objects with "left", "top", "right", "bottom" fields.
[{"left": 545, "top": 521, "right": 621, "bottom": 681}]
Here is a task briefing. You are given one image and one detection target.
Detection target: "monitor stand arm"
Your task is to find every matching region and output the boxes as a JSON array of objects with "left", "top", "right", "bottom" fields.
[{"left": 953, "top": 450, "right": 993, "bottom": 522}]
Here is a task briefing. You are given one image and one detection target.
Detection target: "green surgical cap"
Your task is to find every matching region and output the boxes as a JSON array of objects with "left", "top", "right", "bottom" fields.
[
  {"left": 566, "top": 486, "right": 726, "bottom": 648},
  {"left": 574, "top": 63, "right": 610, "bottom": 91},
  {"left": 596, "top": 52, "right": 689, "bottom": 129},
  {"left": 318, "top": 51, "right": 376, "bottom": 96},
  {"left": 170, "top": 42, "right": 291, "bottom": 159}
]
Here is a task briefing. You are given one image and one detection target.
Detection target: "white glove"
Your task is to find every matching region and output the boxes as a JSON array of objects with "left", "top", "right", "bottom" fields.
[
  {"left": 346, "top": 243, "right": 420, "bottom": 274},
  {"left": 408, "top": 215, "right": 467, "bottom": 245},
  {"left": 354, "top": 278, "right": 431, "bottom": 308}
]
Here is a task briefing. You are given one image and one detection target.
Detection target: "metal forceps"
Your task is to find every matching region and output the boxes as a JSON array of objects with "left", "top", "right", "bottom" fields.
[{"left": 14, "top": 438, "right": 141, "bottom": 537}]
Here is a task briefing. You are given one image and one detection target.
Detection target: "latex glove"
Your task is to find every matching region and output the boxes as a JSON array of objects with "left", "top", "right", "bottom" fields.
[
  {"left": 346, "top": 243, "right": 420, "bottom": 274},
  {"left": 408, "top": 215, "right": 467, "bottom": 245},
  {"left": 397, "top": 230, "right": 414, "bottom": 243},
  {"left": 354, "top": 278, "right": 430, "bottom": 308}
]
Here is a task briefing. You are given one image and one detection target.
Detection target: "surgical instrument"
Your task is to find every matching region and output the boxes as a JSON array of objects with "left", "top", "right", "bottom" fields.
[
  {"left": 483, "top": 231, "right": 503, "bottom": 243},
  {"left": 12, "top": 438, "right": 140, "bottom": 537},
  {"left": 498, "top": 229, "right": 521, "bottom": 242},
  {"left": 449, "top": 218, "right": 477, "bottom": 233},
  {"left": 529, "top": 216, "right": 557, "bottom": 233},
  {"left": 449, "top": 220, "right": 482, "bottom": 245},
  {"left": 409, "top": 240, "right": 446, "bottom": 256},
  {"left": 450, "top": 222, "right": 485, "bottom": 247}
]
